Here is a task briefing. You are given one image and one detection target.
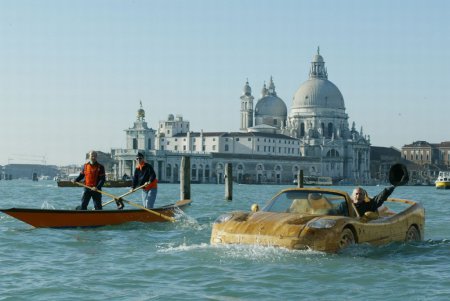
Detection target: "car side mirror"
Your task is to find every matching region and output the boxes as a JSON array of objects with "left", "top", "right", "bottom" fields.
[{"left": 251, "top": 203, "right": 259, "bottom": 212}]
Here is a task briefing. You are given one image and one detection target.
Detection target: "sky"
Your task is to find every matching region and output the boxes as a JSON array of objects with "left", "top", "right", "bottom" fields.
[{"left": 1, "top": 0, "right": 449, "bottom": 166}]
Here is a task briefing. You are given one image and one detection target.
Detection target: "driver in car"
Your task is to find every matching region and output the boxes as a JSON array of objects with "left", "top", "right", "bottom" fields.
[{"left": 351, "top": 186, "right": 395, "bottom": 216}]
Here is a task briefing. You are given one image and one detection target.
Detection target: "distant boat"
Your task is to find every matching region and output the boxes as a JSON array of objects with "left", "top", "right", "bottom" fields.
[
  {"left": 293, "top": 176, "right": 333, "bottom": 186},
  {"left": 57, "top": 180, "right": 132, "bottom": 188},
  {"left": 435, "top": 171, "right": 450, "bottom": 189}
]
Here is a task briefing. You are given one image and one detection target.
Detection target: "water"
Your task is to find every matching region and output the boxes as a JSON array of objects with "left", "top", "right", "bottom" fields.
[{"left": 1, "top": 180, "right": 450, "bottom": 301}]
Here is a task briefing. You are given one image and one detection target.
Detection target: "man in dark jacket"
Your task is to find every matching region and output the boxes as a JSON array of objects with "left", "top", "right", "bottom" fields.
[
  {"left": 352, "top": 164, "right": 409, "bottom": 217},
  {"left": 351, "top": 186, "right": 395, "bottom": 216},
  {"left": 132, "top": 152, "right": 158, "bottom": 208},
  {"left": 74, "top": 150, "right": 105, "bottom": 210}
]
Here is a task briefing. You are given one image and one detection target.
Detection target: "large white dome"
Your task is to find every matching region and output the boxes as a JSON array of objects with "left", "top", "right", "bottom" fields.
[
  {"left": 292, "top": 78, "right": 345, "bottom": 110},
  {"left": 291, "top": 48, "right": 345, "bottom": 111}
]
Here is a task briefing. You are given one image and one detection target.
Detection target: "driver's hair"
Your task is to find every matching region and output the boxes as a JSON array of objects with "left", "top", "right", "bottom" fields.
[{"left": 352, "top": 187, "right": 368, "bottom": 201}]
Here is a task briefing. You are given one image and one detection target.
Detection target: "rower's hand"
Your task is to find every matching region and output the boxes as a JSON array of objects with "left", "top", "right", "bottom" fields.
[{"left": 92, "top": 187, "right": 98, "bottom": 191}]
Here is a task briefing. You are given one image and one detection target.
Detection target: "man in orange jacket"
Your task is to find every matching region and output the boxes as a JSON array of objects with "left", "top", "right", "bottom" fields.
[
  {"left": 74, "top": 151, "right": 105, "bottom": 210},
  {"left": 131, "top": 152, "right": 158, "bottom": 208}
]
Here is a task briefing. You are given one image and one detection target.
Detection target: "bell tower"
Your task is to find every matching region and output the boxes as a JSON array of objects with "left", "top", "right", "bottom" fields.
[
  {"left": 125, "top": 101, "right": 156, "bottom": 151},
  {"left": 240, "top": 79, "right": 254, "bottom": 131}
]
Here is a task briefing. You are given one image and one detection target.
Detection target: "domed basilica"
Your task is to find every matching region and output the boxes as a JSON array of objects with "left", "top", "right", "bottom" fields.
[
  {"left": 240, "top": 48, "right": 370, "bottom": 181},
  {"left": 113, "top": 49, "right": 371, "bottom": 184}
]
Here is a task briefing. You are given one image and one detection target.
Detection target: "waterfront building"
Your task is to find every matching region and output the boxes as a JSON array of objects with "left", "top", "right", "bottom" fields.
[
  {"left": 439, "top": 142, "right": 450, "bottom": 167},
  {"left": 402, "top": 141, "right": 437, "bottom": 165},
  {"left": 2, "top": 164, "right": 58, "bottom": 180},
  {"left": 112, "top": 49, "right": 371, "bottom": 184},
  {"left": 401, "top": 140, "right": 450, "bottom": 184},
  {"left": 402, "top": 141, "right": 450, "bottom": 168}
]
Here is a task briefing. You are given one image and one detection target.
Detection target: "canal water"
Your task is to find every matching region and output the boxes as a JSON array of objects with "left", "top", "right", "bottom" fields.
[{"left": 1, "top": 180, "right": 449, "bottom": 300}]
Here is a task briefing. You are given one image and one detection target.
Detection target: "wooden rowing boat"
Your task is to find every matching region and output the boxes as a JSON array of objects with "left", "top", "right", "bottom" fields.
[
  {"left": 57, "top": 180, "right": 132, "bottom": 188},
  {"left": 0, "top": 199, "right": 191, "bottom": 228}
]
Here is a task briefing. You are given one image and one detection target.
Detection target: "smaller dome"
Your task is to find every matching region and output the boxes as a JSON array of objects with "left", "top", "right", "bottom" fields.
[
  {"left": 255, "top": 77, "right": 287, "bottom": 117},
  {"left": 255, "top": 95, "right": 287, "bottom": 117},
  {"left": 168, "top": 114, "right": 175, "bottom": 121}
]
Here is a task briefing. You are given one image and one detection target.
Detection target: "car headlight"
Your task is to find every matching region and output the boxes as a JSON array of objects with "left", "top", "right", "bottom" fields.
[
  {"left": 214, "top": 213, "right": 233, "bottom": 224},
  {"left": 307, "top": 219, "right": 336, "bottom": 229}
]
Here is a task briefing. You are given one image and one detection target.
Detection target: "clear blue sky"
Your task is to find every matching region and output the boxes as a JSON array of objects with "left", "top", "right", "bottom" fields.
[{"left": 1, "top": 0, "right": 449, "bottom": 166}]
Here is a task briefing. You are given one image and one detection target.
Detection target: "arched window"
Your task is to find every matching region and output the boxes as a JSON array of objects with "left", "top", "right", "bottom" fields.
[
  {"left": 300, "top": 123, "right": 305, "bottom": 137},
  {"left": 326, "top": 149, "right": 340, "bottom": 157},
  {"left": 166, "top": 164, "right": 172, "bottom": 177},
  {"left": 327, "top": 123, "right": 333, "bottom": 138},
  {"left": 192, "top": 164, "right": 197, "bottom": 178}
]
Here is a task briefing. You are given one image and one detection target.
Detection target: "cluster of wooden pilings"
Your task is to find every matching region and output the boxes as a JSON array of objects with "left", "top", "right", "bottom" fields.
[{"left": 179, "top": 156, "right": 305, "bottom": 202}]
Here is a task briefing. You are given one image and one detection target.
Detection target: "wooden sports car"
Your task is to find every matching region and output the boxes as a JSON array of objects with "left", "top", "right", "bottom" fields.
[{"left": 210, "top": 187, "right": 425, "bottom": 252}]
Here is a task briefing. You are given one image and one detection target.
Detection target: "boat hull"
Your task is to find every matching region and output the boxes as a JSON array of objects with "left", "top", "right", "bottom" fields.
[
  {"left": 436, "top": 181, "right": 450, "bottom": 189},
  {"left": 57, "top": 180, "right": 132, "bottom": 188},
  {"left": 0, "top": 199, "right": 191, "bottom": 228}
]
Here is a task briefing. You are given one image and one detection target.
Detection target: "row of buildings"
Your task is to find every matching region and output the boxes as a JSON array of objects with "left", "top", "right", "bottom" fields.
[
  {"left": 109, "top": 49, "right": 448, "bottom": 185},
  {"left": 3, "top": 49, "right": 448, "bottom": 184}
]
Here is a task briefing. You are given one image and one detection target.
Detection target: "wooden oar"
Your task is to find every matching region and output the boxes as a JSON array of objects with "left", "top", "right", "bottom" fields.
[
  {"left": 118, "top": 198, "right": 176, "bottom": 222},
  {"left": 74, "top": 182, "right": 175, "bottom": 222},
  {"left": 101, "top": 182, "right": 148, "bottom": 207}
]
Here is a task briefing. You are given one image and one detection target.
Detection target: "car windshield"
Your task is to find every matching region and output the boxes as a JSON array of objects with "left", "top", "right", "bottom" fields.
[{"left": 263, "top": 190, "right": 349, "bottom": 216}]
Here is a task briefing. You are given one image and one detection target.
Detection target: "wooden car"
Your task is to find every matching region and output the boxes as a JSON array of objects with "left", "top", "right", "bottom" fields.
[{"left": 210, "top": 187, "right": 425, "bottom": 252}]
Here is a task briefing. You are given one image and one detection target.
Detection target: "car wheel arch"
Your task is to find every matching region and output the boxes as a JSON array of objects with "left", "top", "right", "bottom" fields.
[
  {"left": 342, "top": 225, "right": 358, "bottom": 243},
  {"left": 405, "top": 224, "right": 421, "bottom": 241},
  {"left": 337, "top": 225, "right": 358, "bottom": 251}
]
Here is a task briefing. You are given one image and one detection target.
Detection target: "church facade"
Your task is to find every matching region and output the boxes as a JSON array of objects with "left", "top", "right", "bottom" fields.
[{"left": 111, "top": 49, "right": 371, "bottom": 184}]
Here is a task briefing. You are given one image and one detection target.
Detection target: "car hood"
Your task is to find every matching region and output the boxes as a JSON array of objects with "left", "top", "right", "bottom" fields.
[{"left": 217, "top": 211, "right": 318, "bottom": 237}]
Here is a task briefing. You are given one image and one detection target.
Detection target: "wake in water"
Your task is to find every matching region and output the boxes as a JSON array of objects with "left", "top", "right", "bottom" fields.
[
  {"left": 157, "top": 239, "right": 328, "bottom": 264},
  {"left": 157, "top": 237, "right": 450, "bottom": 263},
  {"left": 157, "top": 242, "right": 211, "bottom": 253},
  {"left": 212, "top": 244, "right": 327, "bottom": 262},
  {"left": 172, "top": 208, "right": 210, "bottom": 232},
  {"left": 338, "top": 238, "right": 450, "bottom": 259}
]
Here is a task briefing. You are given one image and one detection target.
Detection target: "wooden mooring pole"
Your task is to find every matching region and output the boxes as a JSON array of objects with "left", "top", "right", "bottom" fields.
[
  {"left": 297, "top": 170, "right": 304, "bottom": 188},
  {"left": 225, "top": 163, "right": 232, "bottom": 201},
  {"left": 180, "top": 156, "right": 191, "bottom": 200}
]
